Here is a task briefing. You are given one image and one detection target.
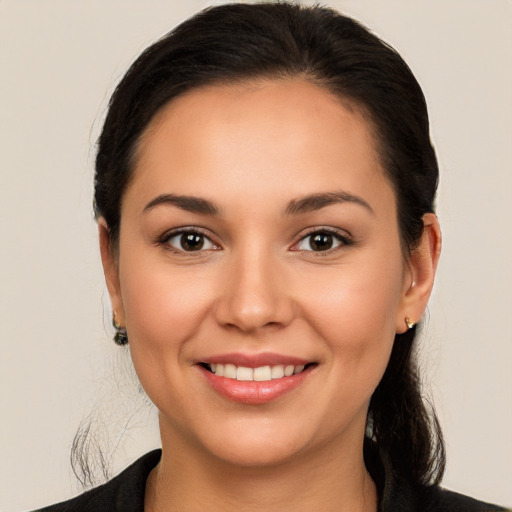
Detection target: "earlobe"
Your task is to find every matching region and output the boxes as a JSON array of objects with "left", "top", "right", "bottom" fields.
[
  {"left": 98, "top": 218, "right": 125, "bottom": 324},
  {"left": 396, "top": 213, "right": 442, "bottom": 333}
]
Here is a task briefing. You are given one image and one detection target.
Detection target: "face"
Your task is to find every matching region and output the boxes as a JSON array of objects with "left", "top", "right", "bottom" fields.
[{"left": 101, "top": 79, "right": 433, "bottom": 468}]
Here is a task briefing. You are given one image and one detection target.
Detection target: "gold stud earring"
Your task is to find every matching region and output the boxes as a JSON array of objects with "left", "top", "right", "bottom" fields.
[
  {"left": 405, "top": 317, "right": 415, "bottom": 330},
  {"left": 112, "top": 311, "right": 128, "bottom": 346}
]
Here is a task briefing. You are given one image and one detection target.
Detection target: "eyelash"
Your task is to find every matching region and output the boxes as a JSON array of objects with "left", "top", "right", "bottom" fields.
[
  {"left": 292, "top": 227, "right": 354, "bottom": 254},
  {"left": 157, "top": 227, "right": 354, "bottom": 255},
  {"left": 158, "top": 227, "right": 220, "bottom": 255}
]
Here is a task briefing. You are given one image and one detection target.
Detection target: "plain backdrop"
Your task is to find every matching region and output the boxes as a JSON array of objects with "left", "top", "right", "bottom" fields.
[{"left": 1, "top": 0, "right": 511, "bottom": 510}]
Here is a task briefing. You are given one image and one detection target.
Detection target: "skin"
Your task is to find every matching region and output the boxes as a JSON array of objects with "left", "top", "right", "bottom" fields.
[{"left": 100, "top": 79, "right": 441, "bottom": 511}]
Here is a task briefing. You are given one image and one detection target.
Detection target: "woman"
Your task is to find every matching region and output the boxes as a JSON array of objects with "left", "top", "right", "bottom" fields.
[{"left": 34, "top": 2, "right": 508, "bottom": 511}]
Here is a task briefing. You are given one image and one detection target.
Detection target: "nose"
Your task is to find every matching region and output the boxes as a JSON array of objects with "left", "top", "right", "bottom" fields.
[{"left": 213, "top": 248, "right": 295, "bottom": 333}]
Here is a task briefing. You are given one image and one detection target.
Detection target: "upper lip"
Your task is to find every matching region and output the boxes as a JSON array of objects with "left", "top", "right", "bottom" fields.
[{"left": 196, "top": 352, "right": 312, "bottom": 368}]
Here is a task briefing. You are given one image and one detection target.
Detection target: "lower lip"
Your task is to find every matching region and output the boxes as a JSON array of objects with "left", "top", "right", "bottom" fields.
[{"left": 199, "top": 366, "right": 312, "bottom": 405}]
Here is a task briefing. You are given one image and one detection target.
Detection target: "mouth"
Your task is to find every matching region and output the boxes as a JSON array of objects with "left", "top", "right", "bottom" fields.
[
  {"left": 199, "top": 362, "right": 315, "bottom": 381},
  {"left": 197, "top": 356, "right": 317, "bottom": 404}
]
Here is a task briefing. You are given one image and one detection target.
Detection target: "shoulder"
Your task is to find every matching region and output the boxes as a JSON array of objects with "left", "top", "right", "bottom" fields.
[
  {"left": 424, "top": 487, "right": 510, "bottom": 512},
  {"left": 381, "top": 480, "right": 509, "bottom": 512},
  {"left": 364, "top": 441, "right": 509, "bottom": 512},
  {"left": 33, "top": 450, "right": 161, "bottom": 512}
]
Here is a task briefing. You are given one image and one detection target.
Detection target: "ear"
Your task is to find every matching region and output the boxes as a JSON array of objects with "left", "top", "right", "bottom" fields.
[
  {"left": 396, "top": 213, "right": 442, "bottom": 333},
  {"left": 98, "top": 218, "right": 125, "bottom": 326}
]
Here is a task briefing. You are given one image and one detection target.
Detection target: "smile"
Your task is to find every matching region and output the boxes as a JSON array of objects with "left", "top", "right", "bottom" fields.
[
  {"left": 198, "top": 356, "right": 316, "bottom": 405},
  {"left": 203, "top": 363, "right": 307, "bottom": 381}
]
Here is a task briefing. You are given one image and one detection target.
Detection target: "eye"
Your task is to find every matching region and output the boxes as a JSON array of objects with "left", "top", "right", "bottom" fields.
[
  {"left": 295, "top": 230, "right": 349, "bottom": 252},
  {"left": 163, "top": 230, "right": 218, "bottom": 252}
]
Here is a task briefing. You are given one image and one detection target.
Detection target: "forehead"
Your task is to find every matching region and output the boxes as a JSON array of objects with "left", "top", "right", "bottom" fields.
[{"left": 127, "top": 78, "right": 394, "bottom": 214}]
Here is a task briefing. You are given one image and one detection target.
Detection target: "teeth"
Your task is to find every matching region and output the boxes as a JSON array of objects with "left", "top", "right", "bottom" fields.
[
  {"left": 293, "top": 365, "right": 305, "bottom": 375},
  {"left": 208, "top": 363, "right": 308, "bottom": 381},
  {"left": 253, "top": 366, "right": 271, "bottom": 381},
  {"left": 224, "top": 364, "right": 237, "bottom": 379},
  {"left": 236, "top": 366, "right": 254, "bottom": 381},
  {"left": 271, "top": 365, "right": 285, "bottom": 379}
]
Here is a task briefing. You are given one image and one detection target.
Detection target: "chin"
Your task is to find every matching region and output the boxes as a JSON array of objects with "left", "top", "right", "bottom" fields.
[
  {"left": 178, "top": 414, "right": 311, "bottom": 468},
  {"left": 207, "top": 435, "right": 305, "bottom": 468}
]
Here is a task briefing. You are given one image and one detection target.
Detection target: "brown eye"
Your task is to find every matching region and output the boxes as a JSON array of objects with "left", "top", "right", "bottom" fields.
[
  {"left": 310, "top": 233, "right": 334, "bottom": 251},
  {"left": 296, "top": 230, "right": 346, "bottom": 252},
  {"left": 165, "top": 230, "right": 217, "bottom": 252},
  {"left": 181, "top": 233, "right": 204, "bottom": 251}
]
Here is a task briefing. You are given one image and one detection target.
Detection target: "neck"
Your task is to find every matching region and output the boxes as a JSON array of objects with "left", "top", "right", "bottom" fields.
[{"left": 145, "top": 422, "right": 378, "bottom": 512}]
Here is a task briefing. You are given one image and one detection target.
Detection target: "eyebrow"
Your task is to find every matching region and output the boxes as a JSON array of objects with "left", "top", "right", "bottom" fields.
[
  {"left": 143, "top": 194, "right": 220, "bottom": 215},
  {"left": 143, "top": 190, "right": 374, "bottom": 217},
  {"left": 285, "top": 191, "right": 375, "bottom": 216}
]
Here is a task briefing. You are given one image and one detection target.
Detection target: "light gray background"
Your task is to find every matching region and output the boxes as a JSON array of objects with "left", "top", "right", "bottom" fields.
[{"left": 1, "top": 0, "right": 511, "bottom": 510}]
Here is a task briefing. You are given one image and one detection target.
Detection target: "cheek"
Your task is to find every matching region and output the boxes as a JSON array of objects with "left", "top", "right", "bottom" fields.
[
  {"left": 118, "top": 241, "right": 217, "bottom": 347},
  {"left": 117, "top": 255, "right": 217, "bottom": 412},
  {"left": 115, "top": 251, "right": 220, "bottom": 410},
  {"left": 301, "top": 262, "right": 403, "bottom": 339},
  {"left": 296, "top": 254, "right": 404, "bottom": 380}
]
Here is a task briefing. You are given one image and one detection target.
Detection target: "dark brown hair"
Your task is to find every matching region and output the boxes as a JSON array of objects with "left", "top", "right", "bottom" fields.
[{"left": 90, "top": 1, "right": 444, "bottom": 488}]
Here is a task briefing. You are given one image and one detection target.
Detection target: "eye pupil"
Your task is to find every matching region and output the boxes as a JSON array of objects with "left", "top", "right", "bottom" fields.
[
  {"left": 310, "top": 233, "right": 333, "bottom": 251},
  {"left": 181, "top": 233, "right": 204, "bottom": 251}
]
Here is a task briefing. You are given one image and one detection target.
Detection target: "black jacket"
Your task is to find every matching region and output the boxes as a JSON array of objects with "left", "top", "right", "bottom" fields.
[{"left": 34, "top": 449, "right": 509, "bottom": 512}]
